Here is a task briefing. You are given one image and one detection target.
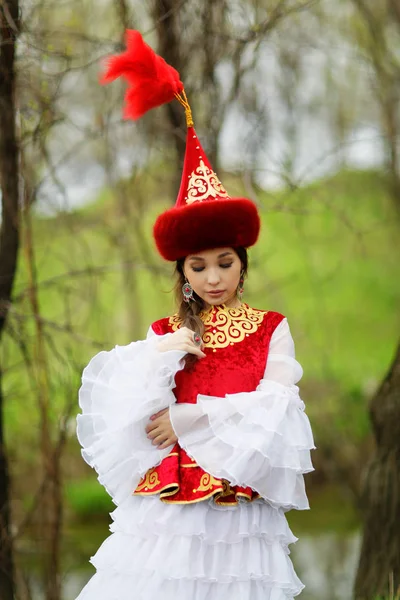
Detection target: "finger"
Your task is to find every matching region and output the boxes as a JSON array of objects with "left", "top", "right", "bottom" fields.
[
  {"left": 147, "top": 425, "right": 163, "bottom": 439},
  {"left": 151, "top": 434, "right": 166, "bottom": 446},
  {"left": 187, "top": 344, "right": 206, "bottom": 358},
  {"left": 184, "top": 329, "right": 203, "bottom": 346},
  {"left": 181, "top": 327, "right": 195, "bottom": 336},
  {"left": 148, "top": 412, "right": 169, "bottom": 430},
  {"left": 145, "top": 421, "right": 159, "bottom": 434},
  {"left": 181, "top": 340, "right": 206, "bottom": 357},
  {"left": 184, "top": 328, "right": 196, "bottom": 339},
  {"left": 158, "top": 438, "right": 177, "bottom": 449},
  {"left": 151, "top": 414, "right": 169, "bottom": 428},
  {"left": 150, "top": 408, "right": 168, "bottom": 421}
]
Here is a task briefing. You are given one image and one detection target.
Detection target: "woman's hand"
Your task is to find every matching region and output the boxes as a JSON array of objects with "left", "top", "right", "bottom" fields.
[
  {"left": 145, "top": 408, "right": 178, "bottom": 449},
  {"left": 157, "top": 327, "right": 206, "bottom": 358}
]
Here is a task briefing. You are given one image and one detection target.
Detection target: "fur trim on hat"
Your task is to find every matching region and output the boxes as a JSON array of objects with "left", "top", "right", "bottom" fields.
[{"left": 153, "top": 197, "right": 260, "bottom": 261}]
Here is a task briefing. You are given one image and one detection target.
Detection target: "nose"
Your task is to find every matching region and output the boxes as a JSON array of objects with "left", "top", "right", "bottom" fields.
[{"left": 207, "top": 268, "right": 220, "bottom": 286}]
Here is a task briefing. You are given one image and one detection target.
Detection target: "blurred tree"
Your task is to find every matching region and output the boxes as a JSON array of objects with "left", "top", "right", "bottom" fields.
[
  {"left": 152, "top": 0, "right": 319, "bottom": 195},
  {"left": 152, "top": 0, "right": 187, "bottom": 195},
  {"left": 354, "top": 341, "right": 400, "bottom": 598},
  {"left": 0, "top": 1, "right": 20, "bottom": 599},
  {"left": 347, "top": 1, "right": 400, "bottom": 595},
  {"left": 351, "top": 0, "right": 400, "bottom": 215}
]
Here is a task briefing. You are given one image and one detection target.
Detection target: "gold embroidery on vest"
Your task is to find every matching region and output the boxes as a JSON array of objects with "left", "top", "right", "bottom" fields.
[
  {"left": 186, "top": 160, "right": 229, "bottom": 204},
  {"left": 193, "top": 473, "right": 221, "bottom": 494},
  {"left": 169, "top": 313, "right": 182, "bottom": 331},
  {"left": 220, "top": 479, "right": 235, "bottom": 497},
  {"left": 135, "top": 468, "right": 160, "bottom": 492},
  {"left": 168, "top": 304, "right": 266, "bottom": 350}
]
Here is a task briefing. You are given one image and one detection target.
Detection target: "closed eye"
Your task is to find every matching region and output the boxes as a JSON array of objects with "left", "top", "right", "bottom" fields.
[{"left": 191, "top": 263, "right": 233, "bottom": 272}]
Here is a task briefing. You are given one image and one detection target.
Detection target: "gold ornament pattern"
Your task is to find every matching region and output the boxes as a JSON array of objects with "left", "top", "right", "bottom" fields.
[
  {"left": 186, "top": 160, "right": 230, "bottom": 204},
  {"left": 168, "top": 303, "right": 267, "bottom": 350},
  {"left": 193, "top": 473, "right": 222, "bottom": 494},
  {"left": 135, "top": 468, "right": 160, "bottom": 492},
  {"left": 220, "top": 479, "right": 235, "bottom": 497}
]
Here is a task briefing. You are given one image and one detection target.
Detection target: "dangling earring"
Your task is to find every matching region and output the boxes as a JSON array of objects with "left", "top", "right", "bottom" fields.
[
  {"left": 182, "top": 279, "right": 194, "bottom": 302},
  {"left": 237, "top": 270, "right": 245, "bottom": 301}
]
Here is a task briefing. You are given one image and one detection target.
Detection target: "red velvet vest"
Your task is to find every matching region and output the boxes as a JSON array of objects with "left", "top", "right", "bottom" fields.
[{"left": 134, "top": 303, "right": 284, "bottom": 505}]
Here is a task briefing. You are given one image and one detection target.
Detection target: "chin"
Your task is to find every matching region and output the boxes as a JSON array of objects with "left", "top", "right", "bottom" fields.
[
  {"left": 207, "top": 298, "right": 226, "bottom": 305},
  {"left": 203, "top": 293, "right": 230, "bottom": 305}
]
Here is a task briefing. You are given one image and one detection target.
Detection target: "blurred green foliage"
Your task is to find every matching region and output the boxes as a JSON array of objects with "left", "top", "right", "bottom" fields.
[
  {"left": 65, "top": 478, "right": 114, "bottom": 519},
  {"left": 287, "top": 483, "right": 360, "bottom": 535}
]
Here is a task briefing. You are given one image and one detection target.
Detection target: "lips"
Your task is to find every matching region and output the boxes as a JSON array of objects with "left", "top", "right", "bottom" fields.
[{"left": 208, "top": 290, "right": 224, "bottom": 295}]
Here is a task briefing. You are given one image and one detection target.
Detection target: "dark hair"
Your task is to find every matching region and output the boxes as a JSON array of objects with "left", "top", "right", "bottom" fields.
[{"left": 174, "top": 247, "right": 249, "bottom": 367}]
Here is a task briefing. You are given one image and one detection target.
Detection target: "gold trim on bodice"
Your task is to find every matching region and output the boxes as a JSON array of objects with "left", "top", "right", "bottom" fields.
[
  {"left": 135, "top": 468, "right": 160, "bottom": 492},
  {"left": 193, "top": 473, "right": 222, "bottom": 494},
  {"left": 168, "top": 303, "right": 267, "bottom": 350}
]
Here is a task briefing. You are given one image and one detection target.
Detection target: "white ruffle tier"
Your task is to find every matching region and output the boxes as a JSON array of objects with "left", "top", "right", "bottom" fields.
[
  {"left": 76, "top": 496, "right": 304, "bottom": 600},
  {"left": 79, "top": 575, "right": 301, "bottom": 600},
  {"left": 170, "top": 379, "right": 315, "bottom": 511},
  {"left": 76, "top": 336, "right": 185, "bottom": 505},
  {"left": 110, "top": 494, "right": 298, "bottom": 546}
]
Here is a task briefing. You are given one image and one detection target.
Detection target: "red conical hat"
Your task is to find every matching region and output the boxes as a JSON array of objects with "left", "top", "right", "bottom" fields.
[{"left": 101, "top": 30, "right": 260, "bottom": 261}]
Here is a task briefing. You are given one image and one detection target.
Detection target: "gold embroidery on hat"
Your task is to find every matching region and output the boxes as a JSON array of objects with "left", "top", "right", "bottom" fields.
[
  {"left": 186, "top": 160, "right": 230, "bottom": 204},
  {"left": 168, "top": 303, "right": 266, "bottom": 350}
]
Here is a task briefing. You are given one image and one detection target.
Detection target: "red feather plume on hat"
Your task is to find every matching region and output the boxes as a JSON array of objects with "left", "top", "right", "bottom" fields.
[{"left": 101, "top": 29, "right": 184, "bottom": 120}]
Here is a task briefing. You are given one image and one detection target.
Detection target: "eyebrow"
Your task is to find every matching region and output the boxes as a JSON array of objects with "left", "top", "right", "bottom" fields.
[{"left": 188, "top": 252, "right": 233, "bottom": 261}]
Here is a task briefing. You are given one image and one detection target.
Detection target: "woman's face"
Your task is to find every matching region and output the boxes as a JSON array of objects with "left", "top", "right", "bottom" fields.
[{"left": 183, "top": 247, "right": 243, "bottom": 307}]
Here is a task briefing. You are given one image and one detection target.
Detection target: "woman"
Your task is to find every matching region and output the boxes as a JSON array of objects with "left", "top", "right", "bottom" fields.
[{"left": 76, "top": 30, "right": 315, "bottom": 600}]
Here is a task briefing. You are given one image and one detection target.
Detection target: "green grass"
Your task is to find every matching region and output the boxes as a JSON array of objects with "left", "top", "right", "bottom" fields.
[
  {"left": 287, "top": 482, "right": 360, "bottom": 534},
  {"left": 65, "top": 478, "right": 114, "bottom": 519},
  {"left": 374, "top": 587, "right": 400, "bottom": 600}
]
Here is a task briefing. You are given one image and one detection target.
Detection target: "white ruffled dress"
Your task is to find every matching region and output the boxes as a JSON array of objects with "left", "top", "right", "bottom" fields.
[{"left": 76, "top": 318, "right": 315, "bottom": 600}]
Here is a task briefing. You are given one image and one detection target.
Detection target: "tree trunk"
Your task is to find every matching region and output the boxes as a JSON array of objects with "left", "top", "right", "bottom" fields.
[
  {"left": 152, "top": 0, "right": 187, "bottom": 197},
  {"left": 22, "top": 193, "right": 62, "bottom": 600},
  {"left": 381, "top": 93, "right": 400, "bottom": 216},
  {"left": 199, "top": 0, "right": 227, "bottom": 169},
  {"left": 354, "top": 338, "right": 400, "bottom": 598},
  {"left": 0, "top": 373, "right": 15, "bottom": 600},
  {"left": 0, "top": 2, "right": 20, "bottom": 599},
  {"left": 352, "top": 0, "right": 400, "bottom": 217}
]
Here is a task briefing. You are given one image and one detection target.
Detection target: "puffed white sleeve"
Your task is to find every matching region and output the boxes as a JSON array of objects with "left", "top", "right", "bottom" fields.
[
  {"left": 169, "top": 318, "right": 315, "bottom": 510},
  {"left": 76, "top": 327, "right": 185, "bottom": 505}
]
